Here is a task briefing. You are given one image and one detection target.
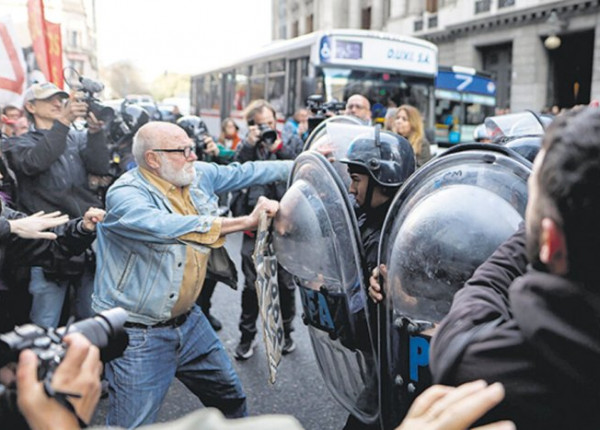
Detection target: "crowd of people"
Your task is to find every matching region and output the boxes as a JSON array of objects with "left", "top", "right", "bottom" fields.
[{"left": 0, "top": 81, "right": 598, "bottom": 430}]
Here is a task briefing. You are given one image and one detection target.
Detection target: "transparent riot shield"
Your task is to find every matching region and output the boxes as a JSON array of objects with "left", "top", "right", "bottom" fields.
[
  {"left": 377, "top": 144, "right": 532, "bottom": 429},
  {"left": 273, "top": 150, "right": 379, "bottom": 424},
  {"left": 484, "top": 111, "right": 546, "bottom": 142},
  {"left": 303, "top": 114, "right": 364, "bottom": 152},
  {"left": 303, "top": 121, "right": 376, "bottom": 192}
]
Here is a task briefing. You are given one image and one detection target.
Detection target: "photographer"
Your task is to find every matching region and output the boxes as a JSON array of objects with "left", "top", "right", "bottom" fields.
[
  {"left": 1, "top": 82, "right": 110, "bottom": 328},
  {"left": 232, "top": 99, "right": 299, "bottom": 359}
]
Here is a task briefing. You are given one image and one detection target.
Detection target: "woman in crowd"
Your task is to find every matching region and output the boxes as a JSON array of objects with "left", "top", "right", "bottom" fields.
[
  {"left": 218, "top": 117, "right": 241, "bottom": 153},
  {"left": 394, "top": 105, "right": 432, "bottom": 167}
]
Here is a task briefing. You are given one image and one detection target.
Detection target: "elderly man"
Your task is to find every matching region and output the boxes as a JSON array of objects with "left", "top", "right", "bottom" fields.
[
  {"left": 92, "top": 121, "right": 291, "bottom": 427},
  {"left": 344, "top": 94, "right": 371, "bottom": 124},
  {"left": 430, "top": 107, "right": 600, "bottom": 429}
]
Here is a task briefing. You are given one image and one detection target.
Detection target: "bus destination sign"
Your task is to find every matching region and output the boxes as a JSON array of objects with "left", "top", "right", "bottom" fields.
[{"left": 335, "top": 40, "right": 363, "bottom": 60}]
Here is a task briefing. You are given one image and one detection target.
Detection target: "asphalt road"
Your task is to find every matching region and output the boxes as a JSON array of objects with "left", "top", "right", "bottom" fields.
[{"left": 91, "top": 232, "right": 348, "bottom": 429}]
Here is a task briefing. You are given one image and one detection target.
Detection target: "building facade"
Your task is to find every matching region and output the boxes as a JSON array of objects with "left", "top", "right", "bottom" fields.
[
  {"left": 1, "top": 0, "right": 99, "bottom": 84},
  {"left": 273, "top": 0, "right": 600, "bottom": 111}
]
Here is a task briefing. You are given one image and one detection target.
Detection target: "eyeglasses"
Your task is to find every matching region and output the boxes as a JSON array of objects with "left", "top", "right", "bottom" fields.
[{"left": 152, "top": 146, "right": 195, "bottom": 158}]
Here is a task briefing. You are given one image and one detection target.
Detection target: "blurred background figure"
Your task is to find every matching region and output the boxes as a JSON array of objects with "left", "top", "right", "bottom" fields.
[
  {"left": 394, "top": 105, "right": 432, "bottom": 168},
  {"left": 282, "top": 108, "right": 309, "bottom": 145},
  {"left": 473, "top": 123, "right": 492, "bottom": 143},
  {"left": 384, "top": 107, "right": 398, "bottom": 132},
  {"left": 1, "top": 106, "right": 23, "bottom": 140},
  {"left": 345, "top": 94, "right": 372, "bottom": 125},
  {"left": 218, "top": 117, "right": 241, "bottom": 155}
]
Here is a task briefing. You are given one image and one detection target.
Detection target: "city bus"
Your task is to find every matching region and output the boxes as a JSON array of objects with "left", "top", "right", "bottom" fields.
[
  {"left": 434, "top": 65, "right": 497, "bottom": 146},
  {"left": 190, "top": 29, "right": 438, "bottom": 135}
]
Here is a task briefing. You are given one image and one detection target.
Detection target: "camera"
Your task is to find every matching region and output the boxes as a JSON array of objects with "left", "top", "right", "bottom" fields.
[
  {"left": 248, "top": 120, "right": 278, "bottom": 146},
  {"left": 0, "top": 308, "right": 129, "bottom": 427},
  {"left": 78, "top": 76, "right": 115, "bottom": 123},
  {"left": 306, "top": 94, "right": 346, "bottom": 135}
]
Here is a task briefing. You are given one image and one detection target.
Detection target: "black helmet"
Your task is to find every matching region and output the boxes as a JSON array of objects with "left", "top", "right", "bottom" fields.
[
  {"left": 122, "top": 105, "right": 149, "bottom": 134},
  {"left": 176, "top": 115, "right": 209, "bottom": 143},
  {"left": 503, "top": 135, "right": 542, "bottom": 163},
  {"left": 109, "top": 103, "right": 149, "bottom": 143},
  {"left": 340, "top": 129, "right": 415, "bottom": 188}
]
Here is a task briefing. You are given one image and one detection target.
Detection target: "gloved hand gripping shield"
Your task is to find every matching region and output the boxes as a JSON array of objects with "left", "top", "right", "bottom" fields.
[
  {"left": 273, "top": 127, "right": 382, "bottom": 424},
  {"left": 376, "top": 144, "right": 532, "bottom": 429}
]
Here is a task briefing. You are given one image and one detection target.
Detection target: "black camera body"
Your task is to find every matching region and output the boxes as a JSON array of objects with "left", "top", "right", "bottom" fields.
[
  {"left": 306, "top": 94, "right": 346, "bottom": 135},
  {"left": 0, "top": 308, "right": 129, "bottom": 427},
  {"left": 248, "top": 120, "right": 278, "bottom": 146},
  {"left": 306, "top": 94, "right": 345, "bottom": 117},
  {"left": 78, "top": 76, "right": 115, "bottom": 123}
]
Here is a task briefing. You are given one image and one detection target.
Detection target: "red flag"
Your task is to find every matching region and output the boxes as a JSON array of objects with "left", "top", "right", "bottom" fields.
[
  {"left": 45, "top": 21, "right": 63, "bottom": 88},
  {"left": 27, "top": 0, "right": 50, "bottom": 80}
]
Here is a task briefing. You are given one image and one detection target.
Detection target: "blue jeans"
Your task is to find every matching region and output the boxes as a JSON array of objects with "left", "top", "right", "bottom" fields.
[
  {"left": 105, "top": 305, "right": 247, "bottom": 428},
  {"left": 29, "top": 266, "right": 95, "bottom": 328}
]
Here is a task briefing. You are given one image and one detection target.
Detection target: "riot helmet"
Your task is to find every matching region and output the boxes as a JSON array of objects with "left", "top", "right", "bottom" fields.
[
  {"left": 503, "top": 135, "right": 542, "bottom": 163},
  {"left": 176, "top": 115, "right": 210, "bottom": 146},
  {"left": 340, "top": 129, "right": 415, "bottom": 189},
  {"left": 109, "top": 103, "right": 149, "bottom": 143},
  {"left": 473, "top": 123, "right": 490, "bottom": 142}
]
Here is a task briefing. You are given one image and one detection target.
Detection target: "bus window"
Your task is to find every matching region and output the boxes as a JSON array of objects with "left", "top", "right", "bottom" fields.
[
  {"left": 267, "top": 74, "right": 285, "bottom": 114},
  {"left": 267, "top": 60, "right": 286, "bottom": 114},
  {"left": 201, "top": 77, "right": 211, "bottom": 110},
  {"left": 288, "top": 60, "right": 298, "bottom": 114},
  {"left": 250, "top": 64, "right": 266, "bottom": 101},
  {"left": 320, "top": 67, "right": 432, "bottom": 121},
  {"left": 210, "top": 73, "right": 222, "bottom": 111},
  {"left": 235, "top": 69, "right": 249, "bottom": 111}
]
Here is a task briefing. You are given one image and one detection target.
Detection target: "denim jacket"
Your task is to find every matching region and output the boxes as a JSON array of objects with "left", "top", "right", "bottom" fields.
[{"left": 92, "top": 159, "right": 292, "bottom": 324}]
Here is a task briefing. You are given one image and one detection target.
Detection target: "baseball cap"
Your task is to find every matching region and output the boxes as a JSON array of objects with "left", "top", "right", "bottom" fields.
[{"left": 23, "top": 82, "right": 69, "bottom": 103}]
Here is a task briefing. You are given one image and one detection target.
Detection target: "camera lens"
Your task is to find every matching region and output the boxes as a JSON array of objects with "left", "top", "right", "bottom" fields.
[
  {"left": 258, "top": 124, "right": 277, "bottom": 145},
  {"left": 59, "top": 307, "right": 129, "bottom": 362}
]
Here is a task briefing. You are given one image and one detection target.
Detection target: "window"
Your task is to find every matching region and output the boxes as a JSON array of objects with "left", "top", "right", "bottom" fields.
[
  {"left": 234, "top": 68, "right": 249, "bottom": 111},
  {"left": 426, "top": 0, "right": 438, "bottom": 13},
  {"left": 306, "top": 14, "right": 314, "bottom": 33},
  {"left": 209, "top": 74, "right": 222, "bottom": 111},
  {"left": 69, "top": 30, "right": 80, "bottom": 48},
  {"left": 475, "top": 0, "right": 491, "bottom": 13},
  {"left": 249, "top": 64, "right": 266, "bottom": 101},
  {"left": 428, "top": 14, "right": 438, "bottom": 28},
  {"left": 414, "top": 19, "right": 424, "bottom": 32},
  {"left": 68, "top": 60, "right": 84, "bottom": 74},
  {"left": 292, "top": 21, "right": 299, "bottom": 38},
  {"left": 498, "top": 0, "right": 515, "bottom": 8},
  {"left": 361, "top": 7, "right": 371, "bottom": 29}
]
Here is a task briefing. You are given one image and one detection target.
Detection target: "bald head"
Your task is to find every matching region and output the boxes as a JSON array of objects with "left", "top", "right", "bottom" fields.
[
  {"left": 345, "top": 94, "right": 371, "bottom": 123},
  {"left": 132, "top": 122, "right": 190, "bottom": 168}
]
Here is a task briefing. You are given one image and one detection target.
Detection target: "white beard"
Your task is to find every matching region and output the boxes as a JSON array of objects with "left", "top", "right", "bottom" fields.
[{"left": 159, "top": 161, "right": 196, "bottom": 187}]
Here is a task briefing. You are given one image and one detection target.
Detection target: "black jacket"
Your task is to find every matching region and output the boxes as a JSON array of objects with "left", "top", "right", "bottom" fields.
[
  {"left": 2, "top": 121, "right": 110, "bottom": 217},
  {"left": 0, "top": 202, "right": 96, "bottom": 285},
  {"left": 232, "top": 137, "right": 297, "bottom": 215},
  {"left": 357, "top": 199, "right": 392, "bottom": 276},
  {"left": 430, "top": 227, "right": 600, "bottom": 429}
]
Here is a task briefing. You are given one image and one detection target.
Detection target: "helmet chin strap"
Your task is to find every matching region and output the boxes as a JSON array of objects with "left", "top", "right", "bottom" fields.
[{"left": 363, "top": 176, "right": 376, "bottom": 211}]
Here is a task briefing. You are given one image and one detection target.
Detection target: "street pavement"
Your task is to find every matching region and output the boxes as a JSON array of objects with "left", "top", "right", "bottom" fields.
[{"left": 91, "top": 232, "right": 348, "bottom": 429}]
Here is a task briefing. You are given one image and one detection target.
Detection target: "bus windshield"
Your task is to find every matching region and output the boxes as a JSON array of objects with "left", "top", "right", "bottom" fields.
[{"left": 319, "top": 67, "right": 433, "bottom": 122}]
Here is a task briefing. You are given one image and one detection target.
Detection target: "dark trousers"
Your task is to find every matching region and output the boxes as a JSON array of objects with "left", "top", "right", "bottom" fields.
[
  {"left": 239, "top": 234, "right": 296, "bottom": 341},
  {"left": 197, "top": 277, "right": 218, "bottom": 315}
]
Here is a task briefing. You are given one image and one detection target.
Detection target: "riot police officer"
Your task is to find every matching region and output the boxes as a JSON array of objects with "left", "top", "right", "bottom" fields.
[
  {"left": 339, "top": 128, "right": 415, "bottom": 430},
  {"left": 340, "top": 128, "right": 415, "bottom": 273}
]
